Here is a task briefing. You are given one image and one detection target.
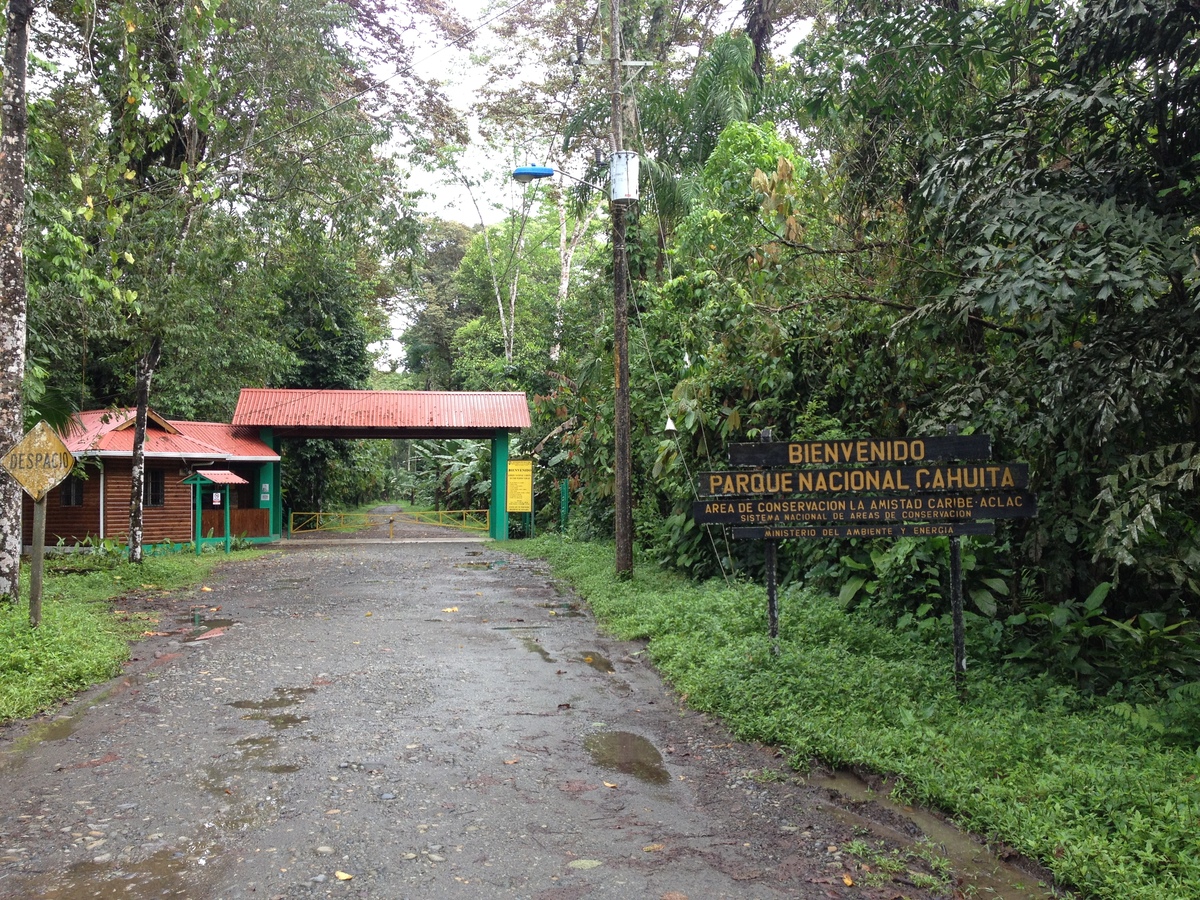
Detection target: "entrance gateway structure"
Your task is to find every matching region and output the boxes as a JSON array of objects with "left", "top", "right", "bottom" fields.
[{"left": 231, "top": 389, "right": 532, "bottom": 541}]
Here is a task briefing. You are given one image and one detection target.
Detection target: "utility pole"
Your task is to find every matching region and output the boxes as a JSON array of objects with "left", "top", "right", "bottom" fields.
[{"left": 609, "top": 0, "right": 633, "bottom": 578}]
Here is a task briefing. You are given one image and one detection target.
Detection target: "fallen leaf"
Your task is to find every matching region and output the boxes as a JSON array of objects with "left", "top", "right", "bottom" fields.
[
  {"left": 442, "top": 607, "right": 459, "bottom": 613},
  {"left": 603, "top": 781, "right": 618, "bottom": 789},
  {"left": 200, "top": 586, "right": 212, "bottom": 592},
  {"left": 642, "top": 843, "right": 665, "bottom": 852},
  {"left": 335, "top": 871, "right": 353, "bottom": 881},
  {"left": 842, "top": 874, "right": 854, "bottom": 886},
  {"left": 567, "top": 859, "right": 602, "bottom": 870},
  {"left": 365, "top": 612, "right": 373, "bottom": 617}
]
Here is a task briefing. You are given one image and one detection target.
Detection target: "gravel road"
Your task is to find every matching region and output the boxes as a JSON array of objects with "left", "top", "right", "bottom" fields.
[{"left": 0, "top": 534, "right": 1049, "bottom": 900}]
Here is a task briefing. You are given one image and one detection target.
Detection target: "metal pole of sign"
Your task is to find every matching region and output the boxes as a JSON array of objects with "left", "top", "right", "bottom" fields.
[
  {"left": 945, "top": 424, "right": 967, "bottom": 696},
  {"left": 951, "top": 534, "right": 966, "bottom": 695},
  {"left": 29, "top": 497, "right": 47, "bottom": 627},
  {"left": 765, "top": 538, "right": 779, "bottom": 652}
]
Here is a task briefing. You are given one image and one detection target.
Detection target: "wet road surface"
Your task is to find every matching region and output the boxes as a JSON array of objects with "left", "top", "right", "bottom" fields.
[{"left": 0, "top": 539, "right": 1052, "bottom": 899}]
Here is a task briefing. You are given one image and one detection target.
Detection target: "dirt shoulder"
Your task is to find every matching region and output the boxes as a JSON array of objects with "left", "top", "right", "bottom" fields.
[{"left": 0, "top": 540, "right": 1043, "bottom": 899}]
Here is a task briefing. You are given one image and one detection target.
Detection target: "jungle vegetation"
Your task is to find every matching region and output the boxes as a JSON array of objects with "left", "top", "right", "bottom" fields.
[{"left": 3, "top": 0, "right": 1198, "bottom": 894}]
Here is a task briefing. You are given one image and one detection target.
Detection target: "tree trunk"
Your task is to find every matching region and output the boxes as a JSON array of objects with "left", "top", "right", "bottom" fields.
[
  {"left": 128, "top": 337, "right": 162, "bottom": 564},
  {"left": 552, "top": 191, "right": 601, "bottom": 361},
  {"left": 0, "top": 0, "right": 34, "bottom": 603},
  {"left": 744, "top": 0, "right": 777, "bottom": 84}
]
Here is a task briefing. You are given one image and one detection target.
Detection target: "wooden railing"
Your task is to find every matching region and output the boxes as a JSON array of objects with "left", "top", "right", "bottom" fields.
[{"left": 201, "top": 508, "right": 270, "bottom": 538}]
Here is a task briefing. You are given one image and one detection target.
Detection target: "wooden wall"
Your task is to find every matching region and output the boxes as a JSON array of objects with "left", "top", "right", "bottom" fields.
[
  {"left": 201, "top": 508, "right": 270, "bottom": 538},
  {"left": 21, "top": 473, "right": 102, "bottom": 547},
  {"left": 102, "top": 462, "right": 193, "bottom": 545}
]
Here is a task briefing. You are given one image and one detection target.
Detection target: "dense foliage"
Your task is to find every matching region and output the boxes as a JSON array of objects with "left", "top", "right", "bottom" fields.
[
  {"left": 5, "top": 0, "right": 1197, "bottom": 890},
  {"left": 459, "top": 0, "right": 1200, "bottom": 708}
]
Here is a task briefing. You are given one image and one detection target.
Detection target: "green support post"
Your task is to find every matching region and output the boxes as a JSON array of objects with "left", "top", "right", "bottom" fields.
[
  {"left": 194, "top": 482, "right": 203, "bottom": 555},
  {"left": 223, "top": 485, "right": 232, "bottom": 553},
  {"left": 260, "top": 428, "right": 281, "bottom": 537},
  {"left": 490, "top": 432, "right": 510, "bottom": 540}
]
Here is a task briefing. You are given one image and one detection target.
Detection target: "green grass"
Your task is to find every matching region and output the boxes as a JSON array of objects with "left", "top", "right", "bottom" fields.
[
  {"left": 513, "top": 536, "right": 1200, "bottom": 900},
  {"left": 0, "top": 550, "right": 258, "bottom": 723}
]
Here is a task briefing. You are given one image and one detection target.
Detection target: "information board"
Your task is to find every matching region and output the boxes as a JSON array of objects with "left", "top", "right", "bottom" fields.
[
  {"left": 506, "top": 459, "right": 534, "bottom": 513},
  {"left": 727, "top": 435, "right": 993, "bottom": 468},
  {"left": 698, "top": 464, "right": 1028, "bottom": 498},
  {"left": 731, "top": 522, "right": 996, "bottom": 540},
  {"left": 693, "top": 490, "right": 1037, "bottom": 525}
]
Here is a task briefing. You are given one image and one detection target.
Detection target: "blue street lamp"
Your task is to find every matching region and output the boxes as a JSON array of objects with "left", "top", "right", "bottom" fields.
[{"left": 512, "top": 165, "right": 556, "bottom": 184}]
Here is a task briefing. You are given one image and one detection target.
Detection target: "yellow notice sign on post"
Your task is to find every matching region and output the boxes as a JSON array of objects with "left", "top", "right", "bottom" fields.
[
  {"left": 506, "top": 459, "right": 534, "bottom": 513},
  {"left": 2, "top": 421, "right": 75, "bottom": 502}
]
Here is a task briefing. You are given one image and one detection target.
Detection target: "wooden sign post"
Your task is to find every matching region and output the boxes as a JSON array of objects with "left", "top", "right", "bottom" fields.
[
  {"left": 696, "top": 433, "right": 1037, "bottom": 684},
  {"left": 2, "top": 421, "right": 76, "bottom": 627}
]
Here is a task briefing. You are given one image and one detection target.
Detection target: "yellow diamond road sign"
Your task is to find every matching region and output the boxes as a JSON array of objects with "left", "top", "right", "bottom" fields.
[{"left": 2, "top": 421, "right": 75, "bottom": 502}]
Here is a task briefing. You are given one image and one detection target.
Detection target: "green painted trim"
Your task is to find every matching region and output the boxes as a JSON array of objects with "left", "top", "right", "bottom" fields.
[
  {"left": 490, "top": 432, "right": 510, "bottom": 541},
  {"left": 194, "top": 482, "right": 203, "bottom": 555},
  {"left": 223, "top": 485, "right": 232, "bottom": 553},
  {"left": 259, "top": 428, "right": 281, "bottom": 537}
]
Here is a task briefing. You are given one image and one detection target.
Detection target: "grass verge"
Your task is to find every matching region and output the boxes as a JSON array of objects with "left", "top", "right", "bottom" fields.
[
  {"left": 513, "top": 535, "right": 1200, "bottom": 900},
  {"left": 0, "top": 551, "right": 258, "bottom": 723}
]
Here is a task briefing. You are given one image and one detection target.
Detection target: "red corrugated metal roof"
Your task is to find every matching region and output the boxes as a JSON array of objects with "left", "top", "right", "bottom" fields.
[
  {"left": 232, "top": 389, "right": 531, "bottom": 433},
  {"left": 62, "top": 410, "right": 278, "bottom": 462},
  {"left": 183, "top": 422, "right": 279, "bottom": 461},
  {"left": 190, "top": 469, "right": 248, "bottom": 485}
]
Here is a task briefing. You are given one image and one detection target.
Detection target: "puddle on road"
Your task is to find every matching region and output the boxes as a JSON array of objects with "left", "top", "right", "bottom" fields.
[
  {"left": 520, "top": 636, "right": 556, "bottom": 663},
  {"left": 537, "top": 601, "right": 582, "bottom": 617},
  {"left": 1, "top": 677, "right": 138, "bottom": 771},
  {"left": 227, "top": 687, "right": 315, "bottom": 711},
  {"left": 178, "top": 616, "right": 236, "bottom": 641},
  {"left": 584, "top": 731, "right": 671, "bottom": 785},
  {"left": 267, "top": 577, "right": 310, "bottom": 590},
  {"left": 578, "top": 651, "right": 614, "bottom": 673},
  {"left": 258, "top": 762, "right": 302, "bottom": 774},
  {"left": 810, "top": 770, "right": 1057, "bottom": 899},
  {"left": 15, "top": 842, "right": 221, "bottom": 899},
  {"left": 245, "top": 712, "right": 309, "bottom": 729},
  {"left": 235, "top": 735, "right": 276, "bottom": 758},
  {"left": 36, "top": 710, "right": 88, "bottom": 743},
  {"left": 229, "top": 688, "right": 313, "bottom": 729}
]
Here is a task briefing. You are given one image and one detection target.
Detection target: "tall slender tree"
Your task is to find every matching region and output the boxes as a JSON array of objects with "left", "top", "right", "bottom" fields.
[{"left": 0, "top": 0, "right": 35, "bottom": 602}]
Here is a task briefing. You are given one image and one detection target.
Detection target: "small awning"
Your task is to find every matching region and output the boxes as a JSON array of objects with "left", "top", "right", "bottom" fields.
[{"left": 182, "top": 469, "right": 248, "bottom": 486}]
